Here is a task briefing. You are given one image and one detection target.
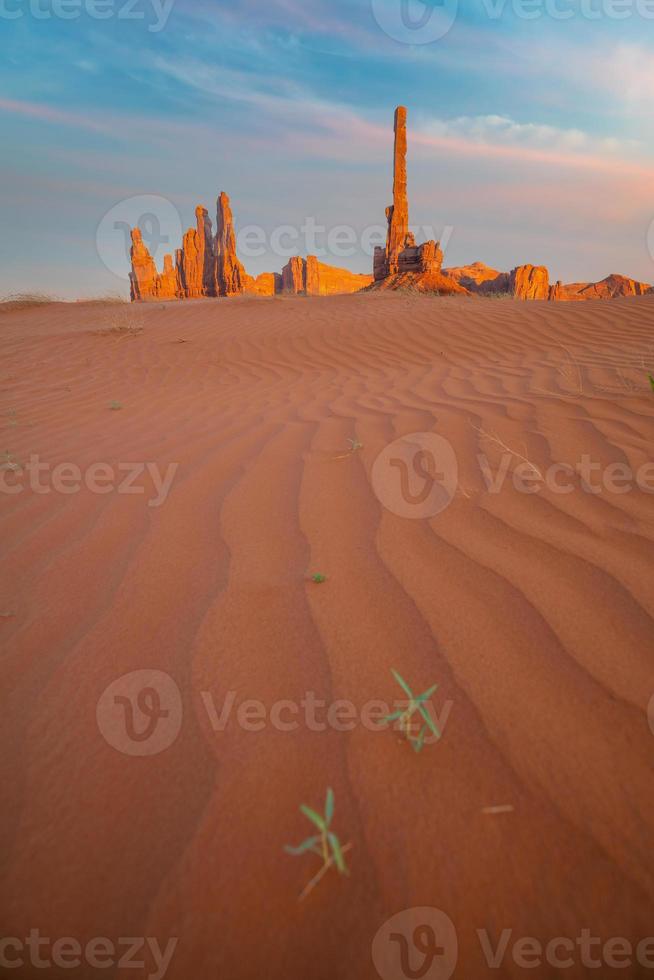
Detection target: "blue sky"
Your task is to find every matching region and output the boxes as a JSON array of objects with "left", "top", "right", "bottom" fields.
[{"left": 2, "top": 0, "right": 654, "bottom": 297}]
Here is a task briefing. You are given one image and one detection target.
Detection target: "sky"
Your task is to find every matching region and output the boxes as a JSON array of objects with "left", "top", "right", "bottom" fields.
[{"left": 1, "top": 0, "right": 654, "bottom": 298}]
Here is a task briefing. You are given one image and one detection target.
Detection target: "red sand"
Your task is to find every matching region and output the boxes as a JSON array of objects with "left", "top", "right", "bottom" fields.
[{"left": 1, "top": 293, "right": 653, "bottom": 979}]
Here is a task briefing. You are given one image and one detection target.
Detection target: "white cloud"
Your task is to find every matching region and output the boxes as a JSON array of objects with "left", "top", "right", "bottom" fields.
[{"left": 420, "top": 112, "right": 637, "bottom": 157}]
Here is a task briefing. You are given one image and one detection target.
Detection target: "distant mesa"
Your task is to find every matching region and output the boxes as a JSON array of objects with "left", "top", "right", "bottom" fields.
[{"left": 129, "top": 107, "right": 651, "bottom": 303}]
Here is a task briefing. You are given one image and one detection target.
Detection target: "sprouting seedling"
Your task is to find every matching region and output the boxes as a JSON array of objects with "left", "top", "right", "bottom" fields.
[
  {"left": 284, "top": 787, "right": 351, "bottom": 900},
  {"left": 311, "top": 573, "right": 326, "bottom": 584},
  {"left": 648, "top": 374, "right": 654, "bottom": 393},
  {"left": 380, "top": 669, "right": 440, "bottom": 753},
  {"left": 332, "top": 437, "right": 363, "bottom": 460},
  {"left": 108, "top": 400, "right": 122, "bottom": 411}
]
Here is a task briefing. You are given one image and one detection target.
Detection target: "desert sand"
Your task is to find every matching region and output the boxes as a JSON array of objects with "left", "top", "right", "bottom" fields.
[{"left": 1, "top": 292, "right": 654, "bottom": 978}]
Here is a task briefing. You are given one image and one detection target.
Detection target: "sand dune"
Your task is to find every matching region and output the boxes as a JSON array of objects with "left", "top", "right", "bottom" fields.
[{"left": 1, "top": 293, "right": 653, "bottom": 979}]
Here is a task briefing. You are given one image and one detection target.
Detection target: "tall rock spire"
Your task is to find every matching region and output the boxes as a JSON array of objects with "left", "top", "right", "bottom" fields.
[
  {"left": 385, "top": 106, "right": 409, "bottom": 276},
  {"left": 181, "top": 206, "right": 214, "bottom": 298},
  {"left": 214, "top": 192, "right": 250, "bottom": 296}
]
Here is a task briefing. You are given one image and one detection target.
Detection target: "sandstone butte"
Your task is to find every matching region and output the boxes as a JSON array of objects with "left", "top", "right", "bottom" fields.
[{"left": 130, "top": 107, "right": 651, "bottom": 303}]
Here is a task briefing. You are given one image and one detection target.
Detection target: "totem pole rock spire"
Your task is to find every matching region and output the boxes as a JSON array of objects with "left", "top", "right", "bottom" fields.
[{"left": 385, "top": 105, "right": 409, "bottom": 277}]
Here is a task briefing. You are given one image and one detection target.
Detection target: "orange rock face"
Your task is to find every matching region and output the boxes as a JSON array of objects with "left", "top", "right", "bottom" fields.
[
  {"left": 129, "top": 228, "right": 158, "bottom": 301},
  {"left": 509, "top": 264, "right": 550, "bottom": 300},
  {"left": 444, "top": 261, "right": 509, "bottom": 294},
  {"left": 246, "top": 273, "right": 281, "bottom": 296},
  {"left": 305, "top": 255, "right": 320, "bottom": 296},
  {"left": 315, "top": 261, "right": 372, "bottom": 295},
  {"left": 180, "top": 206, "right": 214, "bottom": 298},
  {"left": 373, "top": 106, "right": 447, "bottom": 292},
  {"left": 129, "top": 230, "right": 180, "bottom": 301},
  {"left": 366, "top": 270, "right": 469, "bottom": 295},
  {"left": 385, "top": 106, "right": 409, "bottom": 278},
  {"left": 280, "top": 256, "right": 371, "bottom": 295},
  {"left": 281, "top": 256, "right": 305, "bottom": 294},
  {"left": 549, "top": 280, "right": 566, "bottom": 301},
  {"left": 215, "top": 192, "right": 251, "bottom": 297},
  {"left": 558, "top": 273, "right": 651, "bottom": 300}
]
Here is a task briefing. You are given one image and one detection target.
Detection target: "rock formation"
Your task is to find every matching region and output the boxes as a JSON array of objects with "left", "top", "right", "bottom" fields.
[
  {"left": 281, "top": 256, "right": 305, "bottom": 294},
  {"left": 444, "top": 262, "right": 510, "bottom": 294},
  {"left": 280, "top": 256, "right": 372, "bottom": 295},
  {"left": 305, "top": 255, "right": 320, "bottom": 296},
  {"left": 549, "top": 280, "right": 565, "bottom": 301},
  {"left": 556, "top": 273, "right": 651, "bottom": 300},
  {"left": 370, "top": 106, "right": 458, "bottom": 294},
  {"left": 130, "top": 194, "right": 371, "bottom": 302},
  {"left": 215, "top": 192, "right": 251, "bottom": 296},
  {"left": 385, "top": 106, "right": 409, "bottom": 277},
  {"left": 509, "top": 264, "right": 550, "bottom": 300},
  {"left": 129, "top": 109, "right": 651, "bottom": 304},
  {"left": 129, "top": 229, "right": 180, "bottom": 301},
  {"left": 179, "top": 206, "right": 213, "bottom": 298}
]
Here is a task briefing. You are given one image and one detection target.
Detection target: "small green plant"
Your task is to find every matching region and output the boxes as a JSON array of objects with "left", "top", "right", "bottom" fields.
[
  {"left": 108, "top": 401, "right": 122, "bottom": 411},
  {"left": 284, "top": 787, "right": 350, "bottom": 899},
  {"left": 332, "top": 438, "right": 363, "bottom": 460},
  {"left": 648, "top": 374, "right": 654, "bottom": 392},
  {"left": 311, "top": 573, "right": 326, "bottom": 584},
  {"left": 380, "top": 669, "right": 440, "bottom": 753}
]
